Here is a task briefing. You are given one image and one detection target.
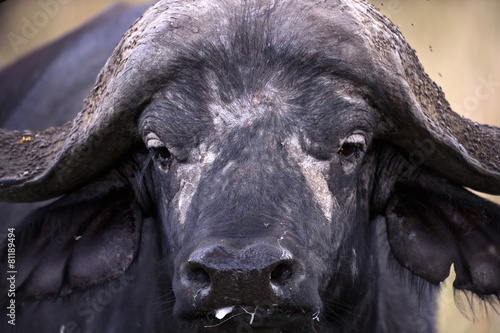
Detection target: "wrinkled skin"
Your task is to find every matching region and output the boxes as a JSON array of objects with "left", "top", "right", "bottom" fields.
[{"left": 0, "top": 1, "right": 499, "bottom": 332}]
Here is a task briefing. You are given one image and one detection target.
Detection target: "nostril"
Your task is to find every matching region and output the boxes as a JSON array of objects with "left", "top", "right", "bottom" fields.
[
  {"left": 270, "top": 262, "right": 294, "bottom": 284},
  {"left": 187, "top": 266, "right": 211, "bottom": 286}
]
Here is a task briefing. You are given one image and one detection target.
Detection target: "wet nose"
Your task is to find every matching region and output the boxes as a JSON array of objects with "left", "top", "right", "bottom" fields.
[{"left": 180, "top": 244, "right": 303, "bottom": 308}]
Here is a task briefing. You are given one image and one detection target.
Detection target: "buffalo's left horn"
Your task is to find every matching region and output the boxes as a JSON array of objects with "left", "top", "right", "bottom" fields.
[{"left": 350, "top": 2, "right": 500, "bottom": 194}]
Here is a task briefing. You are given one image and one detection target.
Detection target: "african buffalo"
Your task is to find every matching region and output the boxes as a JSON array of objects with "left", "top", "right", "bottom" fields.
[{"left": 1, "top": 1, "right": 499, "bottom": 332}]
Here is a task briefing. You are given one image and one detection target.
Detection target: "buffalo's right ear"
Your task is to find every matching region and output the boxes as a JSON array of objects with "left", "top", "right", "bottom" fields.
[{"left": 0, "top": 178, "right": 142, "bottom": 304}]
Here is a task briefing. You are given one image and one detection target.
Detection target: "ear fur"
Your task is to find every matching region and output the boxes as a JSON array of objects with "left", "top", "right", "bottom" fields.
[
  {"left": 384, "top": 168, "right": 500, "bottom": 298},
  {"left": 0, "top": 180, "right": 142, "bottom": 304}
]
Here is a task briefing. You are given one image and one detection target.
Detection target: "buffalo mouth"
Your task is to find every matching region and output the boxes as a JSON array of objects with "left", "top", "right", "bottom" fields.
[{"left": 183, "top": 305, "right": 322, "bottom": 332}]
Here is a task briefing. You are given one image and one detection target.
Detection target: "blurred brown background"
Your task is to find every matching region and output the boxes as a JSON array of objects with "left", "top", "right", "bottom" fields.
[{"left": 0, "top": 0, "right": 499, "bottom": 332}]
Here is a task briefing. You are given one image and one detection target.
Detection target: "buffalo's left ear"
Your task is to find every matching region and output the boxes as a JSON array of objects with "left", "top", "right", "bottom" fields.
[
  {"left": 0, "top": 177, "right": 142, "bottom": 303},
  {"left": 385, "top": 169, "right": 500, "bottom": 297}
]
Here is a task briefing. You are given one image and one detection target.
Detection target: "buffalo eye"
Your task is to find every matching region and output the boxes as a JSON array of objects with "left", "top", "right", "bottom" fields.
[
  {"left": 338, "top": 143, "right": 360, "bottom": 157},
  {"left": 338, "top": 133, "right": 366, "bottom": 158},
  {"left": 152, "top": 147, "right": 173, "bottom": 168}
]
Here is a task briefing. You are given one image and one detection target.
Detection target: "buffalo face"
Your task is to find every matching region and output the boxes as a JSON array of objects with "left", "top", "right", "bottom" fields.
[{"left": 137, "top": 43, "right": 379, "bottom": 327}]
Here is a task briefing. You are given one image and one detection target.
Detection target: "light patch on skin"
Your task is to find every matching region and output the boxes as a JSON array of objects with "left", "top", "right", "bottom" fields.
[
  {"left": 193, "top": 287, "right": 209, "bottom": 301},
  {"left": 277, "top": 233, "right": 293, "bottom": 260},
  {"left": 284, "top": 136, "right": 335, "bottom": 223},
  {"left": 351, "top": 249, "right": 358, "bottom": 280},
  {"left": 177, "top": 173, "right": 200, "bottom": 226},
  {"left": 208, "top": 82, "right": 285, "bottom": 133},
  {"left": 344, "top": 191, "right": 356, "bottom": 209},
  {"left": 488, "top": 245, "right": 498, "bottom": 256},
  {"left": 176, "top": 144, "right": 219, "bottom": 225},
  {"left": 312, "top": 308, "right": 321, "bottom": 322},
  {"left": 271, "top": 283, "right": 284, "bottom": 298},
  {"left": 220, "top": 161, "right": 235, "bottom": 175},
  {"left": 242, "top": 306, "right": 260, "bottom": 325}
]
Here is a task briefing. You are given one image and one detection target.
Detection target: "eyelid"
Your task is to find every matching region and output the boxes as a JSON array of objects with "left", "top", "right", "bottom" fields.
[
  {"left": 342, "top": 133, "right": 366, "bottom": 148},
  {"left": 337, "top": 133, "right": 368, "bottom": 158},
  {"left": 144, "top": 132, "right": 190, "bottom": 163},
  {"left": 145, "top": 133, "right": 165, "bottom": 149}
]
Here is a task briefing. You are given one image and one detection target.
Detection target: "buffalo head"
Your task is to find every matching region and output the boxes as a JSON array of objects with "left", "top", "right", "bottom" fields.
[{"left": 1, "top": 1, "right": 499, "bottom": 332}]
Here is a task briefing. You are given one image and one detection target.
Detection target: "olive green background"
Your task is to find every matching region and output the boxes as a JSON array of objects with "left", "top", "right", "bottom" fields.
[{"left": 0, "top": 1, "right": 499, "bottom": 332}]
